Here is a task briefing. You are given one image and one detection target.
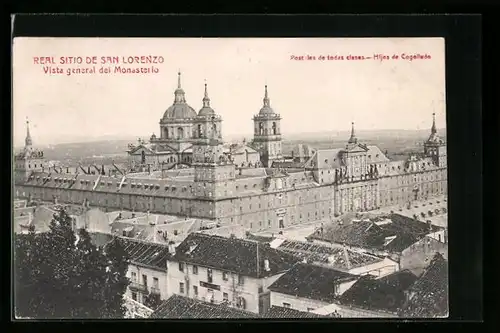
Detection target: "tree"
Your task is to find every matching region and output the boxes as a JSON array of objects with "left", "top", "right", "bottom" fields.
[{"left": 14, "top": 208, "right": 130, "bottom": 319}]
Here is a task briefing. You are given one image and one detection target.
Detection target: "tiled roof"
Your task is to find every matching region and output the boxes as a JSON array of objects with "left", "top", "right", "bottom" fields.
[
  {"left": 339, "top": 270, "right": 417, "bottom": 313},
  {"left": 401, "top": 253, "right": 448, "bottom": 318},
  {"left": 309, "top": 213, "right": 442, "bottom": 253},
  {"left": 263, "top": 306, "right": 326, "bottom": 318},
  {"left": 150, "top": 295, "right": 258, "bottom": 319},
  {"left": 115, "top": 237, "right": 171, "bottom": 270},
  {"left": 173, "top": 233, "right": 298, "bottom": 278},
  {"left": 275, "top": 239, "right": 381, "bottom": 270},
  {"left": 268, "top": 263, "right": 358, "bottom": 303}
]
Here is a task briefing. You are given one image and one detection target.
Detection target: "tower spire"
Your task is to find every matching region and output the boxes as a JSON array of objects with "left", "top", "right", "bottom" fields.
[
  {"left": 25, "top": 117, "right": 32, "bottom": 147},
  {"left": 174, "top": 71, "right": 186, "bottom": 103},
  {"left": 348, "top": 122, "right": 357, "bottom": 144},
  {"left": 263, "top": 85, "right": 270, "bottom": 107},
  {"left": 202, "top": 80, "right": 210, "bottom": 108},
  {"left": 431, "top": 112, "right": 437, "bottom": 134}
]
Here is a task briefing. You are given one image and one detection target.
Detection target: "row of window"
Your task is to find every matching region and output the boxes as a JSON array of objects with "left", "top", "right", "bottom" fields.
[
  {"left": 179, "top": 282, "right": 248, "bottom": 309},
  {"left": 178, "top": 262, "right": 245, "bottom": 285}
]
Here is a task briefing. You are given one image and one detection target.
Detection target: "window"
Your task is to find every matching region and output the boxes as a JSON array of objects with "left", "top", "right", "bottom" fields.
[
  {"left": 131, "top": 292, "right": 137, "bottom": 301},
  {"left": 193, "top": 265, "right": 198, "bottom": 274},
  {"left": 207, "top": 268, "right": 213, "bottom": 283},
  {"left": 179, "top": 282, "right": 185, "bottom": 293},
  {"left": 237, "top": 297, "right": 246, "bottom": 309},
  {"left": 258, "top": 286, "right": 263, "bottom": 293},
  {"left": 238, "top": 275, "right": 244, "bottom": 285},
  {"left": 223, "top": 271, "right": 228, "bottom": 281},
  {"left": 122, "top": 230, "right": 127, "bottom": 237},
  {"left": 179, "top": 262, "right": 184, "bottom": 272},
  {"left": 193, "top": 285, "right": 198, "bottom": 296},
  {"left": 131, "top": 272, "right": 137, "bottom": 282},
  {"left": 307, "top": 308, "right": 315, "bottom": 312},
  {"left": 283, "top": 303, "right": 291, "bottom": 308},
  {"left": 142, "top": 274, "right": 147, "bottom": 287},
  {"left": 153, "top": 277, "right": 159, "bottom": 289},
  {"left": 223, "top": 292, "right": 229, "bottom": 301}
]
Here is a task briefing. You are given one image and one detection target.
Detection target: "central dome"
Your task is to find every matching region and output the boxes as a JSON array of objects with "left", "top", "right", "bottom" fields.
[
  {"left": 162, "top": 103, "right": 197, "bottom": 121},
  {"left": 161, "top": 71, "right": 197, "bottom": 121}
]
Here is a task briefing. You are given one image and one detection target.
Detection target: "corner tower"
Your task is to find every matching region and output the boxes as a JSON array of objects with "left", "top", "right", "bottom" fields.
[
  {"left": 252, "top": 85, "right": 283, "bottom": 167},
  {"left": 192, "top": 83, "right": 235, "bottom": 203},
  {"left": 14, "top": 118, "right": 45, "bottom": 185},
  {"left": 423, "top": 113, "right": 447, "bottom": 167}
]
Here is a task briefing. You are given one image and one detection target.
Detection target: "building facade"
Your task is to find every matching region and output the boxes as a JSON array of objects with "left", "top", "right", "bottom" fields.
[{"left": 14, "top": 74, "right": 447, "bottom": 234}]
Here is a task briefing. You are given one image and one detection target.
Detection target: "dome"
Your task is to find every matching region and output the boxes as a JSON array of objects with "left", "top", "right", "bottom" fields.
[
  {"left": 259, "top": 105, "right": 275, "bottom": 115},
  {"left": 198, "top": 106, "right": 215, "bottom": 116},
  {"left": 162, "top": 103, "right": 197, "bottom": 121}
]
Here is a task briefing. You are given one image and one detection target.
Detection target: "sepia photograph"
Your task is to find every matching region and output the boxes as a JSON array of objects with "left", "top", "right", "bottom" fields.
[{"left": 13, "top": 37, "right": 448, "bottom": 319}]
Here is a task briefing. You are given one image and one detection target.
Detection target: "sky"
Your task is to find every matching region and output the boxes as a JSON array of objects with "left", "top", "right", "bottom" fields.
[{"left": 12, "top": 37, "right": 446, "bottom": 146}]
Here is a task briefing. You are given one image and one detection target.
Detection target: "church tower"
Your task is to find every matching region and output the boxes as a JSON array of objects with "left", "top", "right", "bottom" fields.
[
  {"left": 424, "top": 113, "right": 447, "bottom": 167},
  {"left": 192, "top": 82, "right": 235, "bottom": 201},
  {"left": 252, "top": 85, "right": 283, "bottom": 167},
  {"left": 14, "top": 118, "right": 45, "bottom": 185},
  {"left": 193, "top": 82, "right": 222, "bottom": 142}
]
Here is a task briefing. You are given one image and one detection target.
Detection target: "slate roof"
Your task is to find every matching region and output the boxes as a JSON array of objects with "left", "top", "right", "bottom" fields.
[
  {"left": 275, "top": 239, "right": 381, "bottom": 270},
  {"left": 268, "top": 263, "right": 358, "bottom": 303},
  {"left": 150, "top": 295, "right": 258, "bottom": 319},
  {"left": 401, "top": 253, "right": 449, "bottom": 318},
  {"left": 309, "top": 213, "right": 442, "bottom": 253},
  {"left": 338, "top": 270, "right": 417, "bottom": 313},
  {"left": 115, "top": 237, "right": 171, "bottom": 270},
  {"left": 173, "top": 233, "right": 299, "bottom": 278},
  {"left": 263, "top": 306, "right": 326, "bottom": 318}
]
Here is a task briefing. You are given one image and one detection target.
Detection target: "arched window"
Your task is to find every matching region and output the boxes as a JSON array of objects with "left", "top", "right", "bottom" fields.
[
  {"left": 272, "top": 122, "right": 277, "bottom": 135},
  {"left": 259, "top": 122, "right": 264, "bottom": 135},
  {"left": 164, "top": 127, "right": 169, "bottom": 139},
  {"left": 141, "top": 151, "right": 146, "bottom": 164},
  {"left": 177, "top": 127, "right": 184, "bottom": 139},
  {"left": 212, "top": 123, "right": 217, "bottom": 136},
  {"left": 245, "top": 149, "right": 249, "bottom": 162},
  {"left": 198, "top": 124, "right": 202, "bottom": 138}
]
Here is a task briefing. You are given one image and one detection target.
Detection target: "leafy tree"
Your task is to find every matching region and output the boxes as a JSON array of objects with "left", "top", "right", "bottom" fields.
[{"left": 14, "top": 208, "right": 130, "bottom": 319}]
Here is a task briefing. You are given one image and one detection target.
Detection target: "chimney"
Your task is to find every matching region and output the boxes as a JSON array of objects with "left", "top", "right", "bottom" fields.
[
  {"left": 168, "top": 242, "right": 176, "bottom": 255},
  {"left": 264, "top": 259, "right": 270, "bottom": 272},
  {"left": 131, "top": 213, "right": 135, "bottom": 218}
]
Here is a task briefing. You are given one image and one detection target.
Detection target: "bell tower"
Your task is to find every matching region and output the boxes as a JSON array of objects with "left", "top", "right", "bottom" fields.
[
  {"left": 252, "top": 85, "right": 283, "bottom": 167},
  {"left": 424, "top": 113, "right": 447, "bottom": 167}
]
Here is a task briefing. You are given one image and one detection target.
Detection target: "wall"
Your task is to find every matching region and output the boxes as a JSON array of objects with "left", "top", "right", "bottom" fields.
[
  {"left": 400, "top": 236, "right": 448, "bottom": 276},
  {"left": 270, "top": 291, "right": 329, "bottom": 312},
  {"left": 126, "top": 264, "right": 169, "bottom": 304},
  {"left": 166, "top": 259, "right": 281, "bottom": 314},
  {"left": 348, "top": 257, "right": 399, "bottom": 277}
]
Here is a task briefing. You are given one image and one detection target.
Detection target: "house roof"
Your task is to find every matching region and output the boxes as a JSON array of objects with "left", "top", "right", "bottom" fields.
[
  {"left": 268, "top": 263, "right": 358, "bottom": 303},
  {"left": 115, "top": 237, "right": 171, "bottom": 270},
  {"left": 308, "top": 213, "right": 442, "bottom": 253},
  {"left": 274, "top": 239, "right": 382, "bottom": 270},
  {"left": 263, "top": 306, "right": 326, "bottom": 319},
  {"left": 150, "top": 295, "right": 258, "bottom": 319},
  {"left": 339, "top": 270, "right": 417, "bottom": 313},
  {"left": 401, "top": 253, "right": 448, "bottom": 318},
  {"left": 173, "top": 233, "right": 298, "bottom": 278}
]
